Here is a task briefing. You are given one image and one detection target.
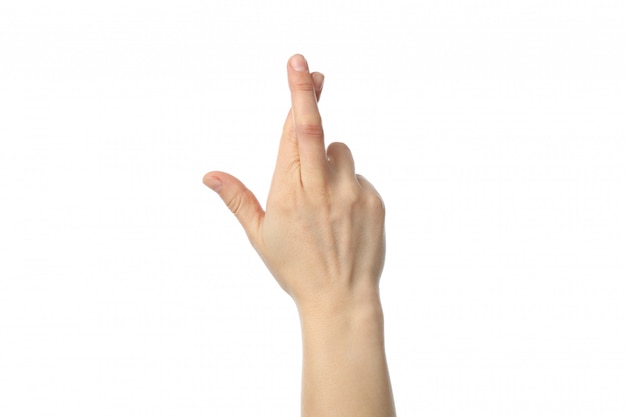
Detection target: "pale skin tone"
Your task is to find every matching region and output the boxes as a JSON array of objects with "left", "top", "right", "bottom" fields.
[{"left": 203, "top": 54, "right": 396, "bottom": 417}]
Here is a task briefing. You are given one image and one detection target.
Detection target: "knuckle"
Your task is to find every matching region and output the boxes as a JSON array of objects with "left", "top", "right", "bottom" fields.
[
  {"left": 327, "top": 141, "right": 350, "bottom": 154},
  {"left": 286, "top": 158, "right": 301, "bottom": 176},
  {"left": 330, "top": 181, "right": 360, "bottom": 209},
  {"left": 225, "top": 191, "right": 246, "bottom": 215},
  {"left": 282, "top": 126, "right": 298, "bottom": 145},
  {"left": 327, "top": 142, "right": 355, "bottom": 166},
  {"left": 292, "top": 77, "right": 316, "bottom": 92},
  {"left": 365, "top": 190, "right": 385, "bottom": 215},
  {"left": 296, "top": 120, "right": 324, "bottom": 137}
]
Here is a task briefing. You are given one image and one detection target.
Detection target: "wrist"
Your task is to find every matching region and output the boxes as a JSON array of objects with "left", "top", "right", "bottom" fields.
[
  {"left": 295, "top": 283, "right": 395, "bottom": 417},
  {"left": 295, "top": 285, "right": 384, "bottom": 335}
]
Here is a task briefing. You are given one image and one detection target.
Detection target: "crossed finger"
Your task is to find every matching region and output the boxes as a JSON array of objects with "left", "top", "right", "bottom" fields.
[{"left": 284, "top": 54, "right": 329, "bottom": 188}]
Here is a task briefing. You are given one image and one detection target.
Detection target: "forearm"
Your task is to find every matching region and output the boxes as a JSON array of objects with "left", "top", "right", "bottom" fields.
[{"left": 298, "top": 291, "right": 396, "bottom": 417}]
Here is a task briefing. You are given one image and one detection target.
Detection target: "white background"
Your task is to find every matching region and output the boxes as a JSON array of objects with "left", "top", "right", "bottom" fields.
[{"left": 1, "top": 1, "right": 625, "bottom": 416}]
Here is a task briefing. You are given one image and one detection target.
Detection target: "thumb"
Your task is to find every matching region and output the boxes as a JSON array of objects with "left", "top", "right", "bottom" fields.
[{"left": 203, "top": 171, "right": 264, "bottom": 245}]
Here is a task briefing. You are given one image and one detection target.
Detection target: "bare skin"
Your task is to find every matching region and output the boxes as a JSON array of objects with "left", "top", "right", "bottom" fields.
[{"left": 203, "top": 54, "right": 396, "bottom": 417}]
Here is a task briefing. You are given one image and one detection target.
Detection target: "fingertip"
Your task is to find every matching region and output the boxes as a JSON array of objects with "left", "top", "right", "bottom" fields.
[
  {"left": 203, "top": 172, "right": 223, "bottom": 193},
  {"left": 311, "top": 72, "right": 325, "bottom": 94},
  {"left": 289, "top": 54, "right": 308, "bottom": 72},
  {"left": 203, "top": 172, "right": 265, "bottom": 243},
  {"left": 202, "top": 171, "right": 217, "bottom": 184}
]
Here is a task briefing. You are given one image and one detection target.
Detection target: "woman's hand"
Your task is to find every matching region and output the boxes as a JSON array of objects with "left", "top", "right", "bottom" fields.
[
  {"left": 203, "top": 54, "right": 386, "bottom": 314},
  {"left": 203, "top": 54, "right": 396, "bottom": 417}
]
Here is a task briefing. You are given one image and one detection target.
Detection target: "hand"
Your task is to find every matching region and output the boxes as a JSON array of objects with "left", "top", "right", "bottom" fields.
[
  {"left": 204, "top": 55, "right": 395, "bottom": 416},
  {"left": 203, "top": 54, "right": 386, "bottom": 313}
]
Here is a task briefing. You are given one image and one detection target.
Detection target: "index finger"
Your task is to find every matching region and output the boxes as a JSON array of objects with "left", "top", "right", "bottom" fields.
[{"left": 287, "top": 54, "right": 328, "bottom": 188}]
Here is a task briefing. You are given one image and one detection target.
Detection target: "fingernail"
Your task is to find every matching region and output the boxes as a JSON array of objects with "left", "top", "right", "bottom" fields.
[
  {"left": 290, "top": 54, "right": 308, "bottom": 72},
  {"left": 203, "top": 176, "right": 222, "bottom": 193}
]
